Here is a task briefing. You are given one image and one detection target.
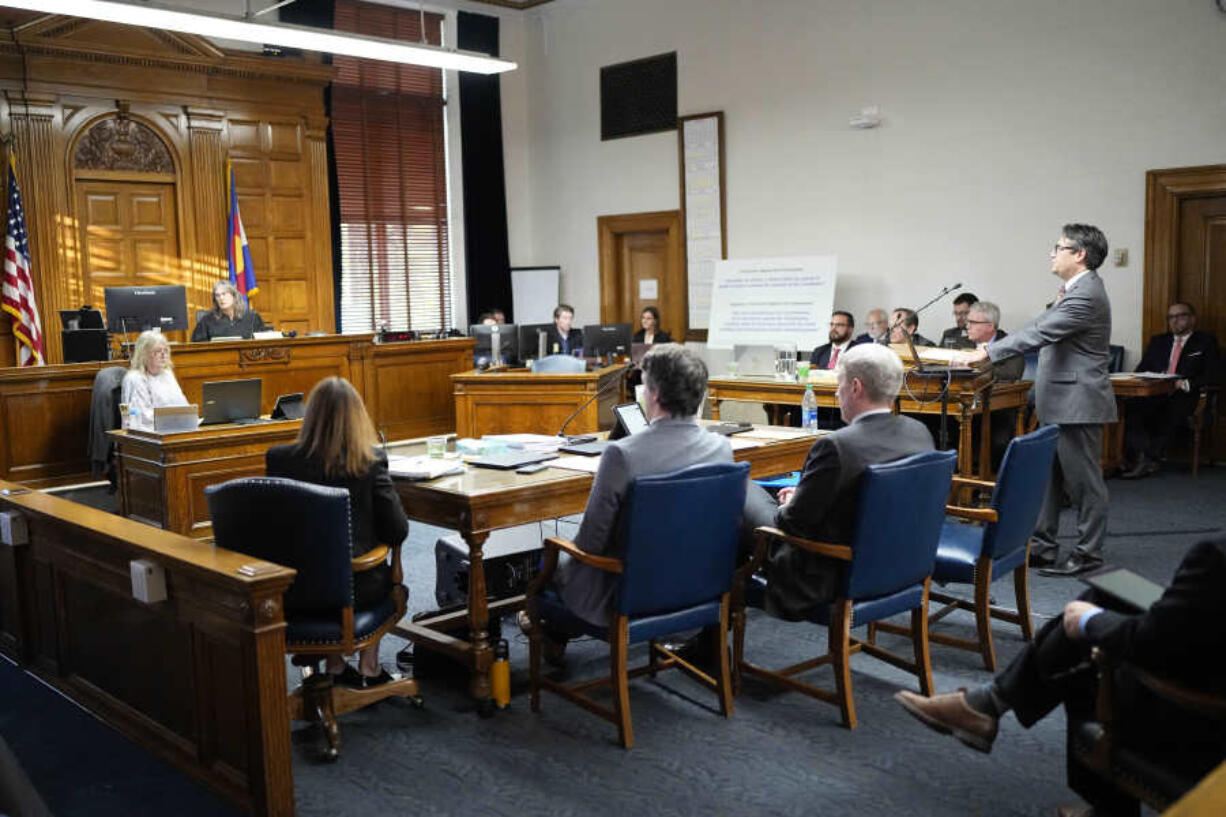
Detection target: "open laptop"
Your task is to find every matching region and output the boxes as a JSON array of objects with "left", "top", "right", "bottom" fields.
[
  {"left": 902, "top": 331, "right": 975, "bottom": 377},
  {"left": 200, "top": 378, "right": 264, "bottom": 425},
  {"left": 561, "top": 402, "right": 648, "bottom": 456}
]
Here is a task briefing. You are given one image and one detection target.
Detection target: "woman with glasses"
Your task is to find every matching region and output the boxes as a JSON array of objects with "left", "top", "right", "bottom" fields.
[
  {"left": 121, "top": 330, "right": 190, "bottom": 431},
  {"left": 191, "top": 280, "right": 268, "bottom": 341}
]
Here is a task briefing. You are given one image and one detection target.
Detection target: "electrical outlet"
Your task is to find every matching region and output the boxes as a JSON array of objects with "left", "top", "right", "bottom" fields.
[{"left": 1113, "top": 248, "right": 1128, "bottom": 267}]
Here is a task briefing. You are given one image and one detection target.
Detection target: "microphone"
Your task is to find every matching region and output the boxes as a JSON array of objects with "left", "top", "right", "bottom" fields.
[
  {"left": 378, "top": 430, "right": 387, "bottom": 451},
  {"left": 886, "top": 283, "right": 963, "bottom": 339},
  {"left": 555, "top": 361, "right": 634, "bottom": 441}
]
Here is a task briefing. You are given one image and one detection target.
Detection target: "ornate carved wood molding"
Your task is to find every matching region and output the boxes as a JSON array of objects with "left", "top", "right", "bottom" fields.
[
  {"left": 73, "top": 114, "right": 175, "bottom": 174},
  {"left": 238, "top": 347, "right": 292, "bottom": 365}
]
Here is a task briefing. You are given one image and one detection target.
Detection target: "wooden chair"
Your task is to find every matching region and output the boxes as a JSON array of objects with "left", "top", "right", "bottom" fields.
[
  {"left": 525, "top": 461, "right": 750, "bottom": 749},
  {"left": 877, "top": 425, "right": 1058, "bottom": 671},
  {"left": 1070, "top": 647, "right": 1226, "bottom": 813},
  {"left": 206, "top": 477, "right": 421, "bottom": 761},
  {"left": 1188, "top": 385, "right": 1219, "bottom": 476},
  {"left": 733, "top": 450, "right": 956, "bottom": 729}
]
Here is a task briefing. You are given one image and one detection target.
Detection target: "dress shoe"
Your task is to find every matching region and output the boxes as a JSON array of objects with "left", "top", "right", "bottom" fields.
[
  {"left": 894, "top": 689, "right": 998, "bottom": 753},
  {"left": 1028, "top": 550, "right": 1058, "bottom": 569},
  {"left": 1120, "top": 455, "right": 1158, "bottom": 480},
  {"left": 360, "top": 668, "right": 396, "bottom": 688},
  {"left": 1039, "top": 554, "right": 1104, "bottom": 578},
  {"left": 330, "top": 663, "right": 366, "bottom": 689}
]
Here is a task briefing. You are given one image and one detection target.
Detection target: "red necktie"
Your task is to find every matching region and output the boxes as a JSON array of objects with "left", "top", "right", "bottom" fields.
[
  {"left": 827, "top": 346, "right": 840, "bottom": 369},
  {"left": 1166, "top": 336, "right": 1184, "bottom": 374}
]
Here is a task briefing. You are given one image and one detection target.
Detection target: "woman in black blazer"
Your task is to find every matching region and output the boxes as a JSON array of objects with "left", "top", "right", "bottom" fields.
[
  {"left": 266, "top": 376, "right": 408, "bottom": 688},
  {"left": 632, "top": 305, "right": 673, "bottom": 344}
]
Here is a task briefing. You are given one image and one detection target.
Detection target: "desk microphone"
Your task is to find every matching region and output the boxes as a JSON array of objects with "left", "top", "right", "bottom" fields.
[
  {"left": 378, "top": 430, "right": 387, "bottom": 452},
  {"left": 555, "top": 361, "right": 633, "bottom": 441}
]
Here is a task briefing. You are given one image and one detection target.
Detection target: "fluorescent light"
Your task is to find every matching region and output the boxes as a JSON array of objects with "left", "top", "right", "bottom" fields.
[{"left": 4, "top": 0, "right": 517, "bottom": 74}]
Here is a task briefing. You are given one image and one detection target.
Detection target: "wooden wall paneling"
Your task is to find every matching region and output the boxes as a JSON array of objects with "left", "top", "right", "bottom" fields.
[
  {"left": 305, "top": 119, "right": 334, "bottom": 333},
  {"left": 361, "top": 340, "right": 473, "bottom": 441},
  {"left": 187, "top": 107, "right": 228, "bottom": 310}
]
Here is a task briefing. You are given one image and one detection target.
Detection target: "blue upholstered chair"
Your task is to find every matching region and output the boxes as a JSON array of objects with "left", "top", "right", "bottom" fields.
[
  {"left": 525, "top": 461, "right": 750, "bottom": 749},
  {"left": 530, "top": 354, "right": 587, "bottom": 374},
  {"left": 733, "top": 450, "right": 957, "bottom": 730},
  {"left": 895, "top": 425, "right": 1058, "bottom": 671},
  {"left": 206, "top": 477, "right": 420, "bottom": 761}
]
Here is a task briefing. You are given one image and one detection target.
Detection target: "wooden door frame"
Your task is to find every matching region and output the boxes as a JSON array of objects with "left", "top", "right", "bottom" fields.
[
  {"left": 1144, "top": 164, "right": 1226, "bottom": 341},
  {"left": 597, "top": 210, "right": 686, "bottom": 337}
]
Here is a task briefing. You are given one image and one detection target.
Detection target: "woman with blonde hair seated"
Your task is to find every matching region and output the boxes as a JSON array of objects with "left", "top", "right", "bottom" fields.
[
  {"left": 121, "top": 330, "right": 189, "bottom": 431},
  {"left": 265, "top": 376, "right": 408, "bottom": 688},
  {"left": 191, "top": 280, "right": 268, "bottom": 341}
]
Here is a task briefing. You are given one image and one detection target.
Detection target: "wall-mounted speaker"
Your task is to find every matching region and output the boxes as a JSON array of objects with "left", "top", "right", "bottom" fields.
[{"left": 600, "top": 52, "right": 677, "bottom": 141}]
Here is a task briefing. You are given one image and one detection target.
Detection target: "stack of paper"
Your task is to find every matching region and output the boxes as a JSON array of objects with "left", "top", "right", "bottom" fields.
[
  {"left": 482, "top": 433, "right": 567, "bottom": 453},
  {"left": 386, "top": 455, "right": 466, "bottom": 481}
]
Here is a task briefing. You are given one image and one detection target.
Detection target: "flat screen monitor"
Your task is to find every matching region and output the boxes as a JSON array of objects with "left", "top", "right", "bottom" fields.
[
  {"left": 200, "top": 378, "right": 262, "bottom": 425},
  {"left": 104, "top": 285, "right": 189, "bottom": 333},
  {"left": 583, "top": 323, "right": 633, "bottom": 360},
  {"left": 59, "top": 307, "right": 105, "bottom": 330},
  {"left": 517, "top": 323, "right": 553, "bottom": 360},
  {"left": 470, "top": 323, "right": 520, "bottom": 367}
]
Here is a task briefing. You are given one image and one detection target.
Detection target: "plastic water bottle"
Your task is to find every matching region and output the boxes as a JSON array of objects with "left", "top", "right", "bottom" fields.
[
  {"left": 127, "top": 403, "right": 139, "bottom": 431},
  {"left": 801, "top": 384, "right": 818, "bottom": 434}
]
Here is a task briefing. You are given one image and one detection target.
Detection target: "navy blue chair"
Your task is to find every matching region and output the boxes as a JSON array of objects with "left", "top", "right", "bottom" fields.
[
  {"left": 206, "top": 477, "right": 420, "bottom": 761},
  {"left": 525, "top": 461, "right": 750, "bottom": 749},
  {"left": 733, "top": 450, "right": 957, "bottom": 729},
  {"left": 891, "top": 425, "right": 1058, "bottom": 671}
]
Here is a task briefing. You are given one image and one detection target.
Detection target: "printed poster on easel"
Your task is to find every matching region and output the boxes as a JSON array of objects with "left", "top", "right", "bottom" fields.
[{"left": 679, "top": 111, "right": 727, "bottom": 340}]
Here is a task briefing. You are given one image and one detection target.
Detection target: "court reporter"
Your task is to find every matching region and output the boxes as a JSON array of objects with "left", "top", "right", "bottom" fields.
[{"left": 121, "top": 330, "right": 189, "bottom": 431}]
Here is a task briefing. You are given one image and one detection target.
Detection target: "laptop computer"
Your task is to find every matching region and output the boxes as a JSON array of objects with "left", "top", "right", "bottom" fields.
[
  {"left": 200, "top": 378, "right": 263, "bottom": 425},
  {"left": 561, "top": 402, "right": 648, "bottom": 455},
  {"left": 902, "top": 331, "right": 975, "bottom": 377}
]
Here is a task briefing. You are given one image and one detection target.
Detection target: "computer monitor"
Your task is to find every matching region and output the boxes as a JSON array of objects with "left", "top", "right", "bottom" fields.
[
  {"left": 58, "top": 307, "right": 105, "bottom": 330},
  {"left": 583, "top": 323, "right": 633, "bottom": 360},
  {"left": 517, "top": 323, "right": 552, "bottom": 360},
  {"left": 103, "top": 285, "right": 189, "bottom": 333},
  {"left": 470, "top": 323, "right": 520, "bottom": 367}
]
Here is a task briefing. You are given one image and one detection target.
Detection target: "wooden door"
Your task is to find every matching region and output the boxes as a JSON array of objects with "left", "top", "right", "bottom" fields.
[
  {"left": 1177, "top": 195, "right": 1226, "bottom": 343},
  {"left": 77, "top": 180, "right": 182, "bottom": 318},
  {"left": 597, "top": 211, "right": 686, "bottom": 339}
]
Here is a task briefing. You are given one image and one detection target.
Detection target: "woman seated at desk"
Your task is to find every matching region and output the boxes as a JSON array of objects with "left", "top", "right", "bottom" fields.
[
  {"left": 632, "top": 306, "right": 673, "bottom": 345},
  {"left": 122, "top": 330, "right": 189, "bottom": 431},
  {"left": 265, "top": 376, "right": 408, "bottom": 688},
  {"left": 191, "top": 280, "right": 268, "bottom": 341}
]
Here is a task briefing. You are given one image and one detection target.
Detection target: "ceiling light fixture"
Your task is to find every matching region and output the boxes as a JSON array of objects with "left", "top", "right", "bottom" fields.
[{"left": 3, "top": 0, "right": 517, "bottom": 74}]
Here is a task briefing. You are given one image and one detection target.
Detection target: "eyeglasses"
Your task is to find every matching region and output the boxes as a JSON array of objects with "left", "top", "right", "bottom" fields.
[
  {"left": 964, "top": 319, "right": 993, "bottom": 325},
  {"left": 1052, "top": 243, "right": 1080, "bottom": 254},
  {"left": 829, "top": 322, "right": 851, "bottom": 328},
  {"left": 1167, "top": 312, "right": 1193, "bottom": 320}
]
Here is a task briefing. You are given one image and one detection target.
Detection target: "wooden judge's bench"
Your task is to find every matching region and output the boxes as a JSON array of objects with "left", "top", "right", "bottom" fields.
[{"left": 0, "top": 334, "right": 474, "bottom": 489}]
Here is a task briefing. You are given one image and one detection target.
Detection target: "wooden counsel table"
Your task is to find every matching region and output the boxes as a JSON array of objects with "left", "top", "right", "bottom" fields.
[
  {"left": 1103, "top": 374, "right": 1180, "bottom": 473},
  {"left": 707, "top": 372, "right": 1031, "bottom": 477},
  {"left": 389, "top": 423, "right": 816, "bottom": 711},
  {"left": 0, "top": 334, "right": 472, "bottom": 489},
  {"left": 451, "top": 363, "right": 628, "bottom": 438},
  {"left": 111, "top": 420, "right": 303, "bottom": 538}
]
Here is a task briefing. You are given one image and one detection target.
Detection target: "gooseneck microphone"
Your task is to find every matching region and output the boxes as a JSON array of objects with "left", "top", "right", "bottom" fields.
[
  {"left": 555, "top": 361, "right": 634, "bottom": 441},
  {"left": 885, "top": 282, "right": 963, "bottom": 339}
]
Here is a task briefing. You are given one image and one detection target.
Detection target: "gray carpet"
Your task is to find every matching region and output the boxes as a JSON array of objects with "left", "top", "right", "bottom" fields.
[{"left": 289, "top": 466, "right": 1224, "bottom": 817}]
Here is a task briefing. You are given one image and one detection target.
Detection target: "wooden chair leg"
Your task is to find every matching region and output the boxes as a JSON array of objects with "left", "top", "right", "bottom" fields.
[
  {"left": 1013, "top": 562, "right": 1034, "bottom": 643},
  {"left": 303, "top": 673, "right": 339, "bottom": 762},
  {"left": 912, "top": 580, "right": 934, "bottom": 697},
  {"left": 731, "top": 606, "right": 746, "bottom": 697},
  {"left": 831, "top": 601, "right": 857, "bottom": 730},
  {"left": 648, "top": 638, "right": 660, "bottom": 678},
  {"left": 974, "top": 561, "right": 997, "bottom": 672},
  {"left": 611, "top": 616, "right": 634, "bottom": 749},
  {"left": 866, "top": 622, "right": 878, "bottom": 645},
  {"left": 715, "top": 595, "right": 734, "bottom": 718}
]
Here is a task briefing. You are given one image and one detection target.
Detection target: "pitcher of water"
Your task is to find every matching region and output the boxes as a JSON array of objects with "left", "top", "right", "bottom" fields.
[{"left": 774, "top": 343, "right": 798, "bottom": 381}]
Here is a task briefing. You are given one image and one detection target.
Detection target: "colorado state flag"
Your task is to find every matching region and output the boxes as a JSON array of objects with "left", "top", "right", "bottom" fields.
[{"left": 226, "top": 161, "right": 257, "bottom": 298}]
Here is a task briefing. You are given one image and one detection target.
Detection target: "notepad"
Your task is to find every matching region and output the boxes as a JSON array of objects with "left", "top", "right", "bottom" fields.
[{"left": 386, "top": 455, "right": 466, "bottom": 480}]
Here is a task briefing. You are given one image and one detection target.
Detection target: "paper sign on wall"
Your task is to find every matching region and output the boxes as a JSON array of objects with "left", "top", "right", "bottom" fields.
[
  {"left": 638, "top": 279, "right": 658, "bottom": 299},
  {"left": 705, "top": 255, "right": 839, "bottom": 350}
]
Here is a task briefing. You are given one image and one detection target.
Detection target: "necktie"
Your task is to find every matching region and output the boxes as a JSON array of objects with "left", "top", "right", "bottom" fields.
[
  {"left": 1055, "top": 284, "right": 1067, "bottom": 303},
  {"left": 827, "top": 346, "right": 840, "bottom": 369},
  {"left": 1167, "top": 336, "right": 1184, "bottom": 374}
]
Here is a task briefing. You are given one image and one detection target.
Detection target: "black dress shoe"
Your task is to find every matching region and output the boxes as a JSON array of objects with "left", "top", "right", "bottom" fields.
[
  {"left": 331, "top": 664, "right": 366, "bottom": 689},
  {"left": 361, "top": 668, "right": 396, "bottom": 688},
  {"left": 1039, "top": 555, "right": 1104, "bottom": 577},
  {"left": 1028, "top": 550, "right": 1058, "bottom": 568}
]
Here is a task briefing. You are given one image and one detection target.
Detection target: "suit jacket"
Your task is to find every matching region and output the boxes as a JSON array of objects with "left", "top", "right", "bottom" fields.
[
  {"left": 853, "top": 332, "right": 887, "bottom": 345},
  {"left": 265, "top": 445, "right": 408, "bottom": 558},
  {"left": 544, "top": 326, "right": 584, "bottom": 356},
  {"left": 557, "top": 418, "right": 732, "bottom": 626},
  {"left": 765, "top": 412, "right": 934, "bottom": 620},
  {"left": 986, "top": 330, "right": 1024, "bottom": 382},
  {"left": 190, "top": 310, "right": 268, "bottom": 342},
  {"left": 987, "top": 271, "right": 1116, "bottom": 424},
  {"left": 632, "top": 328, "right": 673, "bottom": 344},
  {"left": 940, "top": 326, "right": 975, "bottom": 349},
  {"left": 1135, "top": 330, "right": 1221, "bottom": 389},
  {"left": 808, "top": 337, "right": 865, "bottom": 368}
]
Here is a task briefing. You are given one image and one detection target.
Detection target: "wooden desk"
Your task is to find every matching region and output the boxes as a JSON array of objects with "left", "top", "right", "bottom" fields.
[
  {"left": 0, "top": 335, "right": 472, "bottom": 489},
  {"left": 1103, "top": 375, "right": 1180, "bottom": 473},
  {"left": 112, "top": 420, "right": 302, "bottom": 538},
  {"left": 0, "top": 480, "right": 296, "bottom": 817},
  {"left": 390, "top": 424, "right": 816, "bottom": 710},
  {"left": 706, "top": 374, "right": 1030, "bottom": 477},
  {"left": 451, "top": 363, "right": 627, "bottom": 438}
]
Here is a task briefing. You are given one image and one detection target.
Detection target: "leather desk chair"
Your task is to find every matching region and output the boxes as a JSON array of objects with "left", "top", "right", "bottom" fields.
[
  {"left": 734, "top": 450, "right": 957, "bottom": 729},
  {"left": 525, "top": 461, "right": 750, "bottom": 749},
  {"left": 878, "top": 425, "right": 1059, "bottom": 671},
  {"left": 206, "top": 477, "right": 420, "bottom": 761}
]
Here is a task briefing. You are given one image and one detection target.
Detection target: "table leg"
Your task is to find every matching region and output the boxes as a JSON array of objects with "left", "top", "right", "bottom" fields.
[
  {"left": 957, "top": 400, "right": 974, "bottom": 476},
  {"left": 979, "top": 406, "right": 993, "bottom": 479},
  {"left": 462, "top": 529, "right": 495, "bottom": 713},
  {"left": 710, "top": 393, "right": 722, "bottom": 420}
]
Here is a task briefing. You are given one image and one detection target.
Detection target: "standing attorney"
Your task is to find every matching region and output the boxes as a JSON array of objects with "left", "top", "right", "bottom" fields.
[
  {"left": 191, "top": 280, "right": 268, "bottom": 341},
  {"left": 953, "top": 224, "right": 1115, "bottom": 576}
]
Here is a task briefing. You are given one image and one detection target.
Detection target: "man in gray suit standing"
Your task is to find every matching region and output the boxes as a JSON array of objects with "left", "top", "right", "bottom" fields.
[{"left": 953, "top": 224, "right": 1115, "bottom": 576}]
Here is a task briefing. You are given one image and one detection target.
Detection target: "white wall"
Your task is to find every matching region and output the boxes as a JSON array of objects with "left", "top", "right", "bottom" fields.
[{"left": 506, "top": 0, "right": 1226, "bottom": 359}]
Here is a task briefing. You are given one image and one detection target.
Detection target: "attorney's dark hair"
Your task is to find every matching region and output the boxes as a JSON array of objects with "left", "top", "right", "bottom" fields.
[{"left": 641, "top": 344, "right": 707, "bottom": 418}]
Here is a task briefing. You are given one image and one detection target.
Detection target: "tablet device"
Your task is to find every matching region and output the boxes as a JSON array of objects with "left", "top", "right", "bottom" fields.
[
  {"left": 271, "top": 393, "right": 305, "bottom": 420},
  {"left": 1080, "top": 567, "right": 1165, "bottom": 613},
  {"left": 610, "top": 402, "right": 648, "bottom": 439}
]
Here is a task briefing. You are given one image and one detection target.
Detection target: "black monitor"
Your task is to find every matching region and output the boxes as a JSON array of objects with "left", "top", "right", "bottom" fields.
[
  {"left": 103, "top": 285, "right": 189, "bottom": 333},
  {"left": 583, "top": 323, "right": 633, "bottom": 360},
  {"left": 517, "top": 323, "right": 553, "bottom": 360},
  {"left": 59, "top": 307, "right": 105, "bottom": 330},
  {"left": 470, "top": 323, "right": 520, "bottom": 367}
]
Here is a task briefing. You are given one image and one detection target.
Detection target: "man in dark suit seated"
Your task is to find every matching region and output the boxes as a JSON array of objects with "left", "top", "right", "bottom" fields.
[
  {"left": 888, "top": 307, "right": 936, "bottom": 348},
  {"left": 543, "top": 303, "right": 583, "bottom": 356},
  {"left": 1121, "top": 302, "right": 1221, "bottom": 479},
  {"left": 940, "top": 291, "right": 980, "bottom": 349},
  {"left": 854, "top": 307, "right": 889, "bottom": 345},
  {"left": 743, "top": 343, "right": 935, "bottom": 620},
  {"left": 809, "top": 310, "right": 864, "bottom": 369},
  {"left": 896, "top": 535, "right": 1226, "bottom": 817}
]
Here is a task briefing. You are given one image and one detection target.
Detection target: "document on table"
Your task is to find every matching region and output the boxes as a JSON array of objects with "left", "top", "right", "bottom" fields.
[
  {"left": 387, "top": 455, "right": 466, "bottom": 480},
  {"left": 1123, "top": 372, "right": 1182, "bottom": 380},
  {"left": 547, "top": 455, "right": 604, "bottom": 474},
  {"left": 482, "top": 433, "right": 567, "bottom": 452},
  {"left": 728, "top": 436, "right": 765, "bottom": 451},
  {"left": 738, "top": 427, "right": 814, "bottom": 441}
]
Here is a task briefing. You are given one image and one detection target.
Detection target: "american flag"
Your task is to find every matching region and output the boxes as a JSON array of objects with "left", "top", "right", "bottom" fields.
[{"left": 1, "top": 156, "right": 44, "bottom": 366}]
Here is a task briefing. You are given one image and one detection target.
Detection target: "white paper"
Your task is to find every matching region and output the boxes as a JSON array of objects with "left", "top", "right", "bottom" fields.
[
  {"left": 546, "top": 455, "right": 604, "bottom": 474},
  {"left": 682, "top": 115, "right": 724, "bottom": 330},
  {"left": 386, "top": 455, "right": 466, "bottom": 480},
  {"left": 639, "top": 279, "right": 658, "bottom": 299},
  {"left": 706, "top": 255, "right": 839, "bottom": 350},
  {"left": 728, "top": 436, "right": 765, "bottom": 450},
  {"left": 737, "top": 427, "right": 818, "bottom": 441}
]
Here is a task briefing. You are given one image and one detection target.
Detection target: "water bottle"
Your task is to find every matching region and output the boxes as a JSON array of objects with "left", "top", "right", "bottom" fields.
[
  {"left": 491, "top": 639, "right": 511, "bottom": 709},
  {"left": 801, "top": 384, "right": 818, "bottom": 434},
  {"left": 127, "top": 403, "right": 139, "bottom": 431}
]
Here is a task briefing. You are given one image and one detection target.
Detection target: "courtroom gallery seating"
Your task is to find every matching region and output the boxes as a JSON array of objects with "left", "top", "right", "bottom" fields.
[
  {"left": 525, "top": 461, "right": 750, "bottom": 749},
  {"left": 206, "top": 476, "right": 421, "bottom": 761},
  {"left": 734, "top": 450, "right": 957, "bottom": 729}
]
